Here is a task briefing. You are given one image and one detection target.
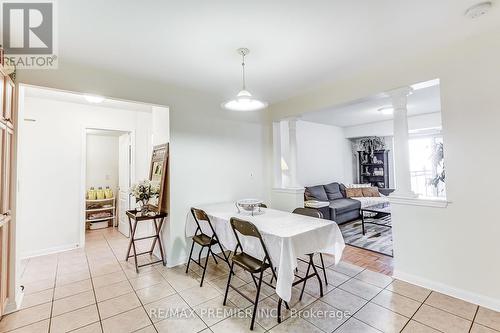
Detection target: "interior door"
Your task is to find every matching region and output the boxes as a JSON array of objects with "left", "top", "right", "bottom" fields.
[
  {"left": 118, "top": 133, "right": 131, "bottom": 236},
  {"left": 0, "top": 73, "right": 13, "bottom": 317}
]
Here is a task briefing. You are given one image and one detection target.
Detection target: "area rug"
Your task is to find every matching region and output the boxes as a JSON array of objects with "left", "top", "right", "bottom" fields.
[{"left": 339, "top": 218, "right": 393, "bottom": 257}]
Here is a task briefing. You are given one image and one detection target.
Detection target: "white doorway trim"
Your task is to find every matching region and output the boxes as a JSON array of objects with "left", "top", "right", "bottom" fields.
[{"left": 80, "top": 127, "right": 136, "bottom": 248}]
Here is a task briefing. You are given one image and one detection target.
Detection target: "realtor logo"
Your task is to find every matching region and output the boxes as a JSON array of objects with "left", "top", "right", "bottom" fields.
[{"left": 1, "top": 0, "right": 57, "bottom": 69}]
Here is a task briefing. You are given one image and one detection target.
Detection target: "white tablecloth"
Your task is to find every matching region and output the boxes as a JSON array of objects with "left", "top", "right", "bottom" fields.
[{"left": 185, "top": 202, "right": 345, "bottom": 302}]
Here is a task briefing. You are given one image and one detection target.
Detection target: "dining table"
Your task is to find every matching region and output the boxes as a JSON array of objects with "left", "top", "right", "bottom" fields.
[{"left": 185, "top": 202, "right": 346, "bottom": 302}]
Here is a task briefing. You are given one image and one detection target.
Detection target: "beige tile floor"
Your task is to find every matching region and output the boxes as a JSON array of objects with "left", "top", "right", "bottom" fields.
[{"left": 2, "top": 228, "right": 499, "bottom": 333}]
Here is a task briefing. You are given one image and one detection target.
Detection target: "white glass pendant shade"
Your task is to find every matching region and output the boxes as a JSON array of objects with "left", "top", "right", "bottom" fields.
[
  {"left": 222, "top": 89, "right": 268, "bottom": 111},
  {"left": 222, "top": 48, "right": 268, "bottom": 112}
]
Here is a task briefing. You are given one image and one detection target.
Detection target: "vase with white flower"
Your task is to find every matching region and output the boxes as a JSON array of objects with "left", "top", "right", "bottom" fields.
[{"left": 130, "top": 180, "right": 160, "bottom": 214}]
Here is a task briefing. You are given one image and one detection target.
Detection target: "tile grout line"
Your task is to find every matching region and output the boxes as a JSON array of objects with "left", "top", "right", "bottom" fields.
[
  {"left": 84, "top": 239, "right": 106, "bottom": 333},
  {"left": 468, "top": 306, "right": 480, "bottom": 333},
  {"left": 419, "top": 299, "right": 478, "bottom": 323},
  {"left": 184, "top": 258, "right": 275, "bottom": 331},
  {"left": 331, "top": 267, "right": 419, "bottom": 333},
  {"left": 332, "top": 270, "right": 387, "bottom": 333},
  {"left": 47, "top": 254, "right": 60, "bottom": 333},
  {"left": 401, "top": 291, "right": 446, "bottom": 333},
  {"left": 102, "top": 229, "right": 160, "bottom": 333},
  {"left": 172, "top": 258, "right": 232, "bottom": 332}
]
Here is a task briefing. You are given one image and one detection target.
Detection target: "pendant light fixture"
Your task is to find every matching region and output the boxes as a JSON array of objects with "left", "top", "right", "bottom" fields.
[{"left": 221, "top": 48, "right": 268, "bottom": 111}]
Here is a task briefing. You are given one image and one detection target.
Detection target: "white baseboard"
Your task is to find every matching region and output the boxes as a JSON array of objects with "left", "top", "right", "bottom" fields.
[
  {"left": 21, "top": 243, "right": 80, "bottom": 260},
  {"left": 3, "top": 288, "right": 24, "bottom": 314},
  {"left": 167, "top": 255, "right": 188, "bottom": 268},
  {"left": 393, "top": 269, "right": 500, "bottom": 312},
  {"left": 166, "top": 246, "right": 224, "bottom": 268}
]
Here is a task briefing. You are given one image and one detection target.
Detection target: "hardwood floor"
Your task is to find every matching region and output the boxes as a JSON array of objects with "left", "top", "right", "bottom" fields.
[{"left": 341, "top": 245, "right": 394, "bottom": 276}]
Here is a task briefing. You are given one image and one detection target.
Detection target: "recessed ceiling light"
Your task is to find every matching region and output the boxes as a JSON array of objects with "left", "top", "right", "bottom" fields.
[
  {"left": 465, "top": 2, "right": 493, "bottom": 19},
  {"left": 84, "top": 94, "right": 105, "bottom": 103},
  {"left": 377, "top": 106, "right": 394, "bottom": 115}
]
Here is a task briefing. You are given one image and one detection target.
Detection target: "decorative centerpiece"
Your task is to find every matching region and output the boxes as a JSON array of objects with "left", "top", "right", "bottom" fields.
[
  {"left": 235, "top": 199, "right": 264, "bottom": 216},
  {"left": 130, "top": 180, "right": 160, "bottom": 214},
  {"left": 356, "top": 136, "right": 386, "bottom": 163}
]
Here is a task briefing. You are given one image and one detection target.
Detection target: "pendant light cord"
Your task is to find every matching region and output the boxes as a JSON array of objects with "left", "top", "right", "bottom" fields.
[{"left": 241, "top": 53, "right": 246, "bottom": 90}]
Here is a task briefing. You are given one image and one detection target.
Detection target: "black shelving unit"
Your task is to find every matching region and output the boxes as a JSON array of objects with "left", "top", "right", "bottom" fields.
[{"left": 358, "top": 150, "right": 390, "bottom": 188}]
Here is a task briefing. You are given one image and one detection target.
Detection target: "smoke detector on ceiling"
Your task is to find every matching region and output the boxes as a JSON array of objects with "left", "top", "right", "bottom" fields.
[{"left": 465, "top": 2, "right": 493, "bottom": 19}]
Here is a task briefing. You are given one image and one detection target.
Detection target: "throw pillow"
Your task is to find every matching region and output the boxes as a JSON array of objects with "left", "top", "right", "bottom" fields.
[
  {"left": 304, "top": 185, "right": 329, "bottom": 201},
  {"left": 348, "top": 183, "right": 372, "bottom": 188},
  {"left": 345, "top": 188, "right": 363, "bottom": 198},
  {"left": 324, "top": 182, "right": 344, "bottom": 200},
  {"left": 339, "top": 183, "right": 347, "bottom": 198},
  {"left": 362, "top": 187, "right": 381, "bottom": 197}
]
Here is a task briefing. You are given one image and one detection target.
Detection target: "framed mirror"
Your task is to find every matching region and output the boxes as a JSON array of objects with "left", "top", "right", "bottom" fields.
[{"left": 149, "top": 143, "right": 169, "bottom": 213}]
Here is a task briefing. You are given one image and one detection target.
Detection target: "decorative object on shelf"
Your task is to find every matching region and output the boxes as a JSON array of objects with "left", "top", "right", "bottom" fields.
[
  {"left": 149, "top": 143, "right": 169, "bottom": 214},
  {"left": 235, "top": 199, "right": 264, "bottom": 216},
  {"left": 221, "top": 48, "right": 268, "bottom": 112},
  {"left": 357, "top": 150, "right": 390, "bottom": 188},
  {"left": 130, "top": 179, "right": 160, "bottom": 214},
  {"left": 357, "top": 136, "right": 386, "bottom": 162},
  {"left": 429, "top": 141, "right": 445, "bottom": 191}
]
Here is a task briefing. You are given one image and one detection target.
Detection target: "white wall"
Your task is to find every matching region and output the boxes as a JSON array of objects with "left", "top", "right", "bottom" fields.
[
  {"left": 152, "top": 106, "right": 170, "bottom": 146},
  {"left": 86, "top": 134, "right": 119, "bottom": 192},
  {"left": 268, "top": 26, "right": 500, "bottom": 310},
  {"left": 17, "top": 96, "right": 152, "bottom": 258},
  {"left": 295, "top": 120, "right": 352, "bottom": 186},
  {"left": 343, "top": 112, "right": 442, "bottom": 138}
]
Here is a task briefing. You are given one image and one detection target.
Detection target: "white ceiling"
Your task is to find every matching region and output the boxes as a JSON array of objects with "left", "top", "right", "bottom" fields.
[
  {"left": 56, "top": 1, "right": 500, "bottom": 102},
  {"left": 24, "top": 85, "right": 154, "bottom": 112},
  {"left": 301, "top": 83, "right": 441, "bottom": 127}
]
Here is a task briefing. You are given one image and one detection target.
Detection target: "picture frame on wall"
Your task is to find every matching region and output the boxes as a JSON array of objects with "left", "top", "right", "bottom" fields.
[{"left": 149, "top": 143, "right": 169, "bottom": 213}]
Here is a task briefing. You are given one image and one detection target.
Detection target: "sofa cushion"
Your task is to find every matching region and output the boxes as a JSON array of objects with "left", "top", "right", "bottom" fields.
[
  {"left": 339, "top": 183, "right": 347, "bottom": 198},
  {"left": 345, "top": 188, "right": 363, "bottom": 198},
  {"left": 304, "top": 185, "right": 328, "bottom": 201},
  {"left": 329, "top": 198, "right": 361, "bottom": 214},
  {"left": 362, "top": 187, "right": 380, "bottom": 197},
  {"left": 352, "top": 196, "right": 389, "bottom": 209},
  {"left": 324, "top": 182, "right": 344, "bottom": 200}
]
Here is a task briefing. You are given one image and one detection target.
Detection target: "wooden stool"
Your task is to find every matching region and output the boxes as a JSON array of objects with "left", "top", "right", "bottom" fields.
[{"left": 125, "top": 209, "right": 167, "bottom": 272}]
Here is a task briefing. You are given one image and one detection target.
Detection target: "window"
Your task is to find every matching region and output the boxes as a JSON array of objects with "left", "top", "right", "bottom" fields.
[{"left": 409, "top": 135, "right": 445, "bottom": 198}]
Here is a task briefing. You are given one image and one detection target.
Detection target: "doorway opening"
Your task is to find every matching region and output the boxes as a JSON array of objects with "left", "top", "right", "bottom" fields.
[
  {"left": 272, "top": 79, "right": 444, "bottom": 274},
  {"left": 84, "top": 129, "right": 132, "bottom": 238},
  {"left": 16, "top": 84, "right": 170, "bottom": 261}
]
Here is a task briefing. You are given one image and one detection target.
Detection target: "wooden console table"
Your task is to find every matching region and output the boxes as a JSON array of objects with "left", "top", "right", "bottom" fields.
[{"left": 125, "top": 209, "right": 167, "bottom": 272}]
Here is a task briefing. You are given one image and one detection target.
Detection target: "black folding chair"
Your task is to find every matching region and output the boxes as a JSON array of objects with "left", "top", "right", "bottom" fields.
[
  {"left": 186, "top": 208, "right": 231, "bottom": 287},
  {"left": 223, "top": 217, "right": 287, "bottom": 330},
  {"left": 292, "top": 208, "right": 328, "bottom": 299}
]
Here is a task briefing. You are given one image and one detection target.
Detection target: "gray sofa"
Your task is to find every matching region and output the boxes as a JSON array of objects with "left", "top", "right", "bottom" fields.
[{"left": 304, "top": 182, "right": 361, "bottom": 224}]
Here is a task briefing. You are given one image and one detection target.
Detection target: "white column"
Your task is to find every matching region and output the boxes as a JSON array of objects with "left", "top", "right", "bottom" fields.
[
  {"left": 288, "top": 118, "right": 299, "bottom": 188},
  {"left": 271, "top": 118, "right": 304, "bottom": 210},
  {"left": 388, "top": 87, "right": 418, "bottom": 198}
]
